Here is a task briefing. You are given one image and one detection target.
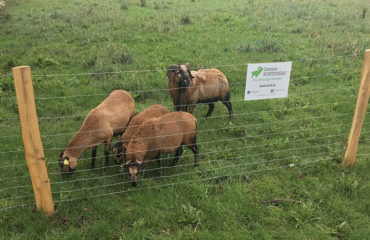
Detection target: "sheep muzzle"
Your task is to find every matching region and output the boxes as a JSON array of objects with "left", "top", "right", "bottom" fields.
[
  {"left": 126, "top": 162, "right": 142, "bottom": 187},
  {"left": 58, "top": 152, "right": 75, "bottom": 174}
]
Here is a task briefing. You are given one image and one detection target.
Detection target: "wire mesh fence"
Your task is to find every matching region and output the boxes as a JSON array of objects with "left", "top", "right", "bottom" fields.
[{"left": 0, "top": 54, "right": 369, "bottom": 212}]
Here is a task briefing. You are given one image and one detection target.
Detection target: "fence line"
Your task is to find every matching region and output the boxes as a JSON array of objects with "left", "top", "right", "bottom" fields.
[
  {"left": 1, "top": 126, "right": 364, "bottom": 183},
  {"left": 0, "top": 69, "right": 360, "bottom": 102},
  {"left": 0, "top": 111, "right": 356, "bottom": 155},
  {"left": 34, "top": 82, "right": 357, "bottom": 101},
  {"left": 0, "top": 135, "right": 351, "bottom": 192},
  {"left": 51, "top": 143, "right": 345, "bottom": 188},
  {"left": 52, "top": 151, "right": 339, "bottom": 196},
  {"left": 33, "top": 70, "right": 359, "bottom": 99},
  {"left": 34, "top": 89, "right": 358, "bottom": 121},
  {"left": 0, "top": 151, "right": 340, "bottom": 203},
  {"left": 1, "top": 52, "right": 368, "bottom": 213},
  {"left": 40, "top": 113, "right": 358, "bottom": 153},
  {"left": 0, "top": 96, "right": 357, "bottom": 143},
  {"left": 0, "top": 87, "right": 358, "bottom": 131},
  {"left": 0, "top": 53, "right": 361, "bottom": 79},
  {"left": 52, "top": 156, "right": 336, "bottom": 205},
  {"left": 0, "top": 155, "right": 341, "bottom": 212}
]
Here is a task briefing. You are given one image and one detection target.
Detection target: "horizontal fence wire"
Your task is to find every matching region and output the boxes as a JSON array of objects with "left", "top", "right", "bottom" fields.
[
  {"left": 0, "top": 82, "right": 359, "bottom": 124},
  {"left": 52, "top": 152, "right": 340, "bottom": 196},
  {"left": 0, "top": 53, "right": 368, "bottom": 212},
  {"left": 0, "top": 53, "right": 362, "bottom": 80},
  {"left": 51, "top": 156, "right": 337, "bottom": 205},
  {"left": 1, "top": 114, "right": 361, "bottom": 167},
  {"left": 0, "top": 132, "right": 353, "bottom": 192},
  {"left": 0, "top": 119, "right": 360, "bottom": 183},
  {"left": 3, "top": 153, "right": 354, "bottom": 212},
  {"left": 0, "top": 69, "right": 360, "bottom": 104},
  {"left": 0, "top": 108, "right": 357, "bottom": 155},
  {"left": 0, "top": 87, "right": 359, "bottom": 142}
]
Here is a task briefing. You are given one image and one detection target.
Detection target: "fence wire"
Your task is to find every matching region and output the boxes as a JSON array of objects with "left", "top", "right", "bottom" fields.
[{"left": 0, "top": 54, "right": 369, "bottom": 212}]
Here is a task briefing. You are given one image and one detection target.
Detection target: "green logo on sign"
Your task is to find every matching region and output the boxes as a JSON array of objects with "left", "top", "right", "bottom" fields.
[{"left": 252, "top": 67, "right": 263, "bottom": 78}]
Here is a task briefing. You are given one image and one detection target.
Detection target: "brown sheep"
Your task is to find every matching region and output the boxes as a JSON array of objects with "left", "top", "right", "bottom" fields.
[
  {"left": 167, "top": 63, "right": 232, "bottom": 118},
  {"left": 112, "top": 104, "right": 169, "bottom": 164},
  {"left": 58, "top": 90, "right": 135, "bottom": 174},
  {"left": 125, "top": 111, "right": 198, "bottom": 186}
]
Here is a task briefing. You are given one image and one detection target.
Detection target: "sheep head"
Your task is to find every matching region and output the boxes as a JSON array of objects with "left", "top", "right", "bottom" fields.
[
  {"left": 58, "top": 151, "right": 76, "bottom": 175},
  {"left": 124, "top": 160, "right": 142, "bottom": 187},
  {"left": 167, "top": 64, "right": 195, "bottom": 111},
  {"left": 112, "top": 141, "right": 124, "bottom": 165},
  {"left": 167, "top": 64, "right": 194, "bottom": 90}
]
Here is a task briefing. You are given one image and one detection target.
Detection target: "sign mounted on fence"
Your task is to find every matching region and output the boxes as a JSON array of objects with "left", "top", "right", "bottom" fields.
[{"left": 244, "top": 61, "right": 292, "bottom": 101}]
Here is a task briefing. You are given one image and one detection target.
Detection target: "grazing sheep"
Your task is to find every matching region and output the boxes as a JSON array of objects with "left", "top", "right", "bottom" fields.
[
  {"left": 167, "top": 63, "right": 232, "bottom": 118},
  {"left": 125, "top": 111, "right": 198, "bottom": 186},
  {"left": 58, "top": 90, "right": 135, "bottom": 174},
  {"left": 112, "top": 104, "right": 169, "bottom": 164}
]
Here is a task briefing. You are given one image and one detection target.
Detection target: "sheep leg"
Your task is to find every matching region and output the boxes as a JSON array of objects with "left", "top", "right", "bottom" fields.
[
  {"left": 188, "top": 104, "right": 196, "bottom": 114},
  {"left": 104, "top": 141, "right": 111, "bottom": 166},
  {"left": 189, "top": 144, "right": 199, "bottom": 167},
  {"left": 155, "top": 152, "right": 162, "bottom": 168},
  {"left": 205, "top": 103, "right": 215, "bottom": 118},
  {"left": 155, "top": 152, "right": 162, "bottom": 178},
  {"left": 172, "top": 146, "right": 183, "bottom": 166},
  {"left": 91, "top": 146, "right": 97, "bottom": 169},
  {"left": 222, "top": 101, "right": 233, "bottom": 119}
]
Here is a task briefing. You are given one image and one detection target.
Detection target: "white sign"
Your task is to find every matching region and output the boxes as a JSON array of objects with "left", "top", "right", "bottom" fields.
[{"left": 244, "top": 62, "right": 292, "bottom": 100}]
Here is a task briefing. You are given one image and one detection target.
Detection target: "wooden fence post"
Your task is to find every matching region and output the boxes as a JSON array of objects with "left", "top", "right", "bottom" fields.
[
  {"left": 12, "top": 66, "right": 54, "bottom": 216},
  {"left": 342, "top": 50, "right": 370, "bottom": 168}
]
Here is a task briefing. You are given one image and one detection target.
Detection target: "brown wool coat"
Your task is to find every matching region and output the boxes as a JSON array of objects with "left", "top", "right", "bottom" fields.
[
  {"left": 63, "top": 90, "right": 135, "bottom": 168},
  {"left": 125, "top": 111, "right": 197, "bottom": 165}
]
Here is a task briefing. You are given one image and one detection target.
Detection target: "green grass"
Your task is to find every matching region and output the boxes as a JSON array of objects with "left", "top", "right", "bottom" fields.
[{"left": 0, "top": 0, "right": 370, "bottom": 239}]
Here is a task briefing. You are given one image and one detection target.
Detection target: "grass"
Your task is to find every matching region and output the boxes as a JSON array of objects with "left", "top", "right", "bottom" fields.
[{"left": 0, "top": 0, "right": 370, "bottom": 239}]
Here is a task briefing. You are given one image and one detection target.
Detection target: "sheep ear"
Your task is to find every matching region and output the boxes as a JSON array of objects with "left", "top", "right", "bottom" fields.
[
  {"left": 185, "top": 63, "right": 195, "bottom": 79},
  {"left": 185, "top": 63, "right": 191, "bottom": 71},
  {"left": 168, "top": 65, "right": 180, "bottom": 73}
]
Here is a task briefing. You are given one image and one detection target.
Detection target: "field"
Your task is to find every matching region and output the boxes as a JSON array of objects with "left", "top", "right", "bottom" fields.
[{"left": 1, "top": 0, "right": 370, "bottom": 239}]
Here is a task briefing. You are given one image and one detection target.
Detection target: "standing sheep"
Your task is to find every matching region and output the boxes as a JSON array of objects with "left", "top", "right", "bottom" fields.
[
  {"left": 125, "top": 111, "right": 199, "bottom": 186},
  {"left": 167, "top": 63, "right": 232, "bottom": 118},
  {"left": 112, "top": 104, "right": 169, "bottom": 164},
  {"left": 58, "top": 90, "right": 135, "bottom": 174}
]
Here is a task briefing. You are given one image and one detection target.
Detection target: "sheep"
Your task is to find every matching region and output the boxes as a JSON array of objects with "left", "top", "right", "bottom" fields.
[
  {"left": 58, "top": 90, "right": 135, "bottom": 174},
  {"left": 167, "top": 63, "right": 232, "bottom": 119},
  {"left": 112, "top": 104, "right": 169, "bottom": 164},
  {"left": 124, "top": 111, "right": 198, "bottom": 186}
]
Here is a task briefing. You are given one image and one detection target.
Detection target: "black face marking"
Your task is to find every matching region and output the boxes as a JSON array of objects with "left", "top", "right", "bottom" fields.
[
  {"left": 176, "top": 66, "right": 192, "bottom": 89},
  {"left": 126, "top": 160, "right": 142, "bottom": 175},
  {"left": 126, "top": 160, "right": 140, "bottom": 170}
]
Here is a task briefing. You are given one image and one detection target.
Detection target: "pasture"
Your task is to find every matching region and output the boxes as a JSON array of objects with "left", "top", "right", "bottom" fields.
[{"left": 0, "top": 0, "right": 369, "bottom": 239}]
